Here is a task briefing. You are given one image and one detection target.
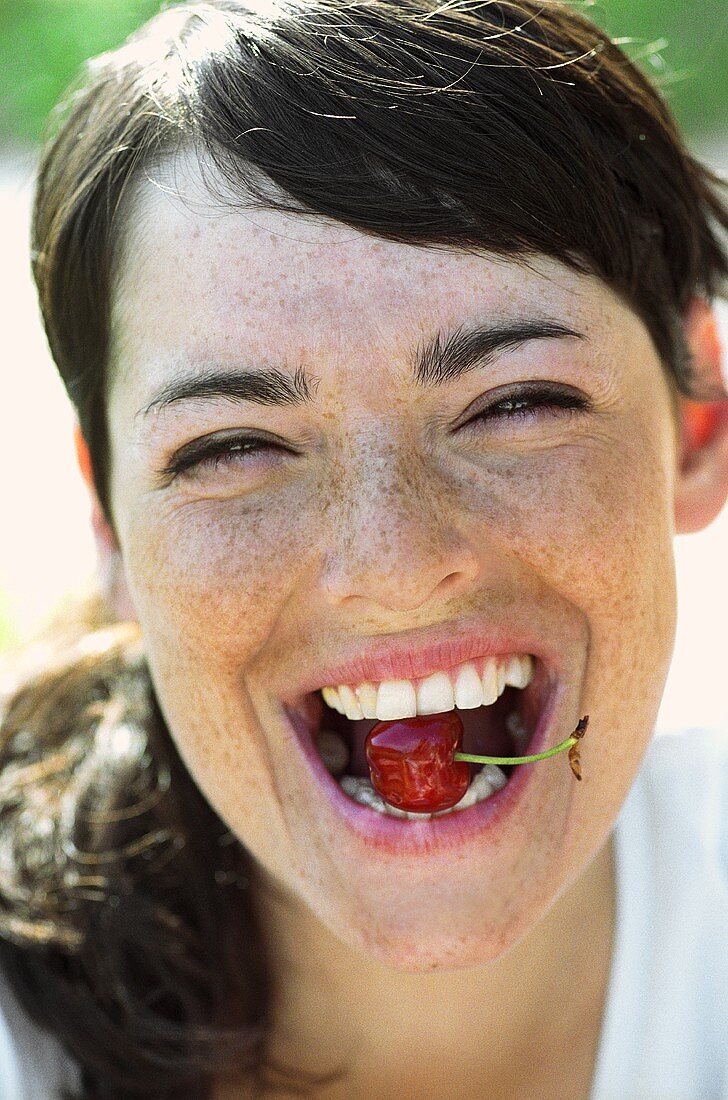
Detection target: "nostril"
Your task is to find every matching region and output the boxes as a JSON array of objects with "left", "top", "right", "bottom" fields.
[{"left": 321, "top": 543, "right": 478, "bottom": 615}]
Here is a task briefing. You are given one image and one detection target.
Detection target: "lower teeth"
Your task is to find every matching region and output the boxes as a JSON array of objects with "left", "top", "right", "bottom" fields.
[{"left": 339, "top": 763, "right": 508, "bottom": 819}]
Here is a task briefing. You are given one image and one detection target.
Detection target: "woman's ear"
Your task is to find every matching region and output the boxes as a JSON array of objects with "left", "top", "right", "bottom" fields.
[
  {"left": 73, "top": 423, "right": 139, "bottom": 622},
  {"left": 673, "top": 300, "right": 728, "bottom": 535}
]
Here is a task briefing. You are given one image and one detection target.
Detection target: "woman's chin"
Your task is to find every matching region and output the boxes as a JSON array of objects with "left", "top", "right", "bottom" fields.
[
  {"left": 315, "top": 897, "right": 530, "bottom": 974},
  {"left": 351, "top": 929, "right": 516, "bottom": 974}
]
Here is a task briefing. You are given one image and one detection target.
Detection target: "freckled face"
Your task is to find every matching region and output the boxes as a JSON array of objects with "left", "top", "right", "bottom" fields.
[{"left": 106, "top": 162, "right": 679, "bottom": 970}]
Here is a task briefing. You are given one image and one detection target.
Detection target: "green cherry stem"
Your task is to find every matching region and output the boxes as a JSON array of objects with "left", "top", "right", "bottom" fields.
[
  {"left": 457, "top": 712, "right": 593, "bottom": 774},
  {"left": 453, "top": 734, "right": 578, "bottom": 767}
]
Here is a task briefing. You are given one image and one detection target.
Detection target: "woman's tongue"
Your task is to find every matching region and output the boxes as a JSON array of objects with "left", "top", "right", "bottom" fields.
[{"left": 344, "top": 698, "right": 514, "bottom": 778}]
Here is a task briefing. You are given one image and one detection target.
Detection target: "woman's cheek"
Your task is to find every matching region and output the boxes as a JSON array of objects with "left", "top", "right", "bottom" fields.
[
  {"left": 470, "top": 426, "right": 675, "bottom": 614},
  {"left": 121, "top": 491, "right": 315, "bottom": 660},
  {"left": 480, "top": 429, "right": 677, "bottom": 712}
]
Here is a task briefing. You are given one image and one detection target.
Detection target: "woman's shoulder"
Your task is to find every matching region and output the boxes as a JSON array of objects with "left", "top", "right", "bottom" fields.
[
  {"left": 589, "top": 726, "right": 728, "bottom": 1100},
  {"left": 646, "top": 722, "right": 728, "bottom": 777},
  {"left": 642, "top": 724, "right": 728, "bottom": 829},
  {"left": 632, "top": 725, "right": 728, "bottom": 873},
  {"left": 613, "top": 724, "right": 728, "bottom": 999},
  {"left": 0, "top": 964, "right": 81, "bottom": 1100}
]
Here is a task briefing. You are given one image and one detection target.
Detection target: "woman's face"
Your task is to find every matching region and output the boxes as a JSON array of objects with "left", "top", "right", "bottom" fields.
[{"left": 105, "top": 159, "right": 682, "bottom": 971}]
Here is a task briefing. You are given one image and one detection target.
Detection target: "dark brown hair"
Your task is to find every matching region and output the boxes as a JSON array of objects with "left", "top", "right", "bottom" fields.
[
  {"left": 0, "top": 609, "right": 271, "bottom": 1098},
  {"left": 2, "top": 1, "right": 727, "bottom": 1097}
]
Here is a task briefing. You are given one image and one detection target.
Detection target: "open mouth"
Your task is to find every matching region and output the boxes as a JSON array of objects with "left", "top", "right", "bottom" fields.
[{"left": 286, "top": 655, "right": 554, "bottom": 821}]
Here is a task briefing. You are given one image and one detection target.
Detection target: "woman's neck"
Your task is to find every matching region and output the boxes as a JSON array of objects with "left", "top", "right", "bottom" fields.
[{"left": 236, "top": 836, "right": 616, "bottom": 1100}]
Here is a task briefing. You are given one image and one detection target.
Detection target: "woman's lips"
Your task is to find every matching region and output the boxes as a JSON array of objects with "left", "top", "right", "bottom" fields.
[
  {"left": 281, "top": 621, "right": 564, "bottom": 709},
  {"left": 280, "top": 660, "right": 568, "bottom": 858}
]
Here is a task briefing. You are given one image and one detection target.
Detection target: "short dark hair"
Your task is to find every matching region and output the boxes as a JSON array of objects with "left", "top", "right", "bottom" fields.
[{"left": 32, "top": 0, "right": 727, "bottom": 523}]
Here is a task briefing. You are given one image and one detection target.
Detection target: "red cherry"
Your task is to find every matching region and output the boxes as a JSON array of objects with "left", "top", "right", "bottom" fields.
[{"left": 365, "top": 711, "right": 470, "bottom": 814}]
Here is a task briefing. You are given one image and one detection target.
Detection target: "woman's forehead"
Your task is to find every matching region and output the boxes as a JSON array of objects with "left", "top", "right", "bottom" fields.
[
  {"left": 114, "top": 150, "right": 598, "bottom": 306},
  {"left": 108, "top": 154, "right": 645, "bottom": 408}
]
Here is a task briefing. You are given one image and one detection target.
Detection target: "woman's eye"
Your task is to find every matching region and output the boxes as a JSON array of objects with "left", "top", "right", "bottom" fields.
[
  {"left": 162, "top": 435, "right": 284, "bottom": 480},
  {"left": 462, "top": 385, "right": 590, "bottom": 431},
  {"left": 162, "top": 385, "right": 588, "bottom": 481}
]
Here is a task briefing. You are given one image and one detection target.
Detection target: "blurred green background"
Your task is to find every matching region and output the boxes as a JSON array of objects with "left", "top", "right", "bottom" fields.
[{"left": 0, "top": 0, "right": 726, "bottom": 146}]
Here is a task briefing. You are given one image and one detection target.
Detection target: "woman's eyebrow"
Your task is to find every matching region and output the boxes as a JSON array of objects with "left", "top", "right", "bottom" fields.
[
  {"left": 135, "top": 318, "right": 585, "bottom": 421},
  {"left": 136, "top": 363, "right": 316, "bottom": 422},
  {"left": 413, "top": 319, "right": 585, "bottom": 387}
]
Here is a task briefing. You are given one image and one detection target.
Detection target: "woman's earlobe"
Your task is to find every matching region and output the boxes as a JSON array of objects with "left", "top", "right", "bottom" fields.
[
  {"left": 73, "top": 422, "right": 117, "bottom": 551},
  {"left": 673, "top": 301, "right": 728, "bottom": 535},
  {"left": 73, "top": 422, "right": 139, "bottom": 622}
]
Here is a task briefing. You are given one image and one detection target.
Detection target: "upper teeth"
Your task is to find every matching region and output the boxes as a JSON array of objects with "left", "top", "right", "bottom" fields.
[{"left": 320, "top": 654, "right": 534, "bottom": 721}]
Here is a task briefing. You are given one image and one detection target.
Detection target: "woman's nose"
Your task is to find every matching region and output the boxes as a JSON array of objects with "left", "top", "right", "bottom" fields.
[{"left": 319, "top": 453, "right": 482, "bottom": 613}]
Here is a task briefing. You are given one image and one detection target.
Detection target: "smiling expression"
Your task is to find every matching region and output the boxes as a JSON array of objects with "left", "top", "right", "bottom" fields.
[{"left": 103, "top": 154, "right": 680, "bottom": 969}]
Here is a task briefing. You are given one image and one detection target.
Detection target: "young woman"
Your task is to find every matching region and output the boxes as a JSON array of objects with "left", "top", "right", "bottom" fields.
[{"left": 0, "top": 1, "right": 726, "bottom": 1097}]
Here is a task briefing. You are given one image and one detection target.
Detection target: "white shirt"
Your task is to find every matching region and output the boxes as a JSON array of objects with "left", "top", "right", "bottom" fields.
[
  {"left": 589, "top": 727, "right": 728, "bottom": 1100},
  {"left": 0, "top": 728, "right": 726, "bottom": 1099},
  {"left": 0, "top": 965, "right": 81, "bottom": 1099}
]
